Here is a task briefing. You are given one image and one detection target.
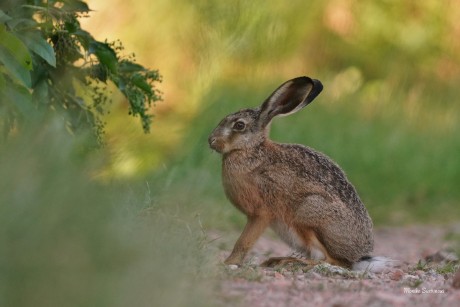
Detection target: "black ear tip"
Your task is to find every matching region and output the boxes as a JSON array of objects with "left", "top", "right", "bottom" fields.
[
  {"left": 292, "top": 76, "right": 314, "bottom": 85},
  {"left": 307, "top": 78, "right": 323, "bottom": 102},
  {"left": 291, "top": 76, "right": 323, "bottom": 102},
  {"left": 312, "top": 79, "right": 323, "bottom": 91}
]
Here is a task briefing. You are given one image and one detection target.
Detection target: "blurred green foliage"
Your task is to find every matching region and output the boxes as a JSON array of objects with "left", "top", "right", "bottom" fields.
[
  {"left": 0, "top": 119, "right": 215, "bottom": 307},
  {"left": 0, "top": 0, "right": 161, "bottom": 141}
]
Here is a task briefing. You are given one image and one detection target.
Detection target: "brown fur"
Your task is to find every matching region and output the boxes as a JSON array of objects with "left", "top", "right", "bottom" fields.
[{"left": 209, "top": 77, "right": 374, "bottom": 268}]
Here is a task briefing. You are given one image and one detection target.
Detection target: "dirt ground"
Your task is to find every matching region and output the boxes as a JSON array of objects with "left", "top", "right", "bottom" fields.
[{"left": 213, "top": 224, "right": 460, "bottom": 307}]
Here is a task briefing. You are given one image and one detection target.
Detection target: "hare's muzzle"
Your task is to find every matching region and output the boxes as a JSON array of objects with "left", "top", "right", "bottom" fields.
[
  {"left": 208, "top": 136, "right": 223, "bottom": 153},
  {"left": 208, "top": 136, "right": 217, "bottom": 150}
]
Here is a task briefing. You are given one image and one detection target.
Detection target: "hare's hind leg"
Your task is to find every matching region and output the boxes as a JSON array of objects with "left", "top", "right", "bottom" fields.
[
  {"left": 261, "top": 227, "right": 350, "bottom": 268},
  {"left": 260, "top": 227, "right": 324, "bottom": 268},
  {"left": 297, "top": 228, "right": 351, "bottom": 268},
  {"left": 260, "top": 257, "right": 320, "bottom": 268}
]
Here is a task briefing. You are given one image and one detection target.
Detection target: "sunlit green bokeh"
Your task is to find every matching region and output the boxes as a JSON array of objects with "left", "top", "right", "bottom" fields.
[{"left": 81, "top": 0, "right": 460, "bottom": 225}]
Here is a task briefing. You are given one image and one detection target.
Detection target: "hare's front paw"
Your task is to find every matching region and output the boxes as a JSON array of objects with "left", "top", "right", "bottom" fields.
[
  {"left": 224, "top": 253, "right": 245, "bottom": 266},
  {"left": 224, "top": 258, "right": 241, "bottom": 266}
]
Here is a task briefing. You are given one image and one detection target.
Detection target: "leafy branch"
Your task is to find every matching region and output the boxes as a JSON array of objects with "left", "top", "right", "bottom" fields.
[{"left": 0, "top": 0, "right": 162, "bottom": 141}]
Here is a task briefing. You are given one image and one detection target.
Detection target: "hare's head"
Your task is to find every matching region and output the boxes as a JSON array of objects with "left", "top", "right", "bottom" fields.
[{"left": 208, "top": 76, "right": 323, "bottom": 154}]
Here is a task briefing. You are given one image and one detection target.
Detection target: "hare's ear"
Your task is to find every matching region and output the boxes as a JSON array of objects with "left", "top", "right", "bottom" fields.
[{"left": 259, "top": 76, "right": 323, "bottom": 126}]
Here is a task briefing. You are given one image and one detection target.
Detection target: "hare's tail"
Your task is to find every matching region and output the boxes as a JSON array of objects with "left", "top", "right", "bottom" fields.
[{"left": 352, "top": 256, "right": 402, "bottom": 273}]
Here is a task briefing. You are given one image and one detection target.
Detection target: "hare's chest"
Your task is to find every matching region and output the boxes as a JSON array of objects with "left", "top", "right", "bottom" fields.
[{"left": 222, "top": 165, "right": 265, "bottom": 216}]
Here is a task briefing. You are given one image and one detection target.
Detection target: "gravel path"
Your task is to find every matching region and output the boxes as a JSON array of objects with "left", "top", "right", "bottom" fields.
[{"left": 213, "top": 225, "right": 460, "bottom": 307}]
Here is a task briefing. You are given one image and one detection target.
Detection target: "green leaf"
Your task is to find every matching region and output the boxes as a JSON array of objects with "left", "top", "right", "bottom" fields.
[
  {"left": 74, "top": 29, "right": 93, "bottom": 50},
  {"left": 62, "top": 0, "right": 91, "bottom": 13},
  {"left": 21, "top": 5, "right": 49, "bottom": 12},
  {"left": 90, "top": 64, "right": 108, "bottom": 82},
  {"left": 64, "top": 21, "right": 79, "bottom": 33},
  {"left": 0, "top": 10, "right": 12, "bottom": 23},
  {"left": 89, "top": 41, "right": 118, "bottom": 74},
  {"left": 0, "top": 25, "right": 32, "bottom": 70},
  {"left": 131, "top": 73, "right": 153, "bottom": 95},
  {"left": 0, "top": 25, "right": 33, "bottom": 87},
  {"left": 0, "top": 47, "right": 32, "bottom": 88},
  {"left": 5, "top": 18, "right": 38, "bottom": 31},
  {"left": 16, "top": 31, "right": 56, "bottom": 67},
  {"left": 0, "top": 72, "right": 33, "bottom": 115},
  {"left": 119, "top": 61, "right": 145, "bottom": 73}
]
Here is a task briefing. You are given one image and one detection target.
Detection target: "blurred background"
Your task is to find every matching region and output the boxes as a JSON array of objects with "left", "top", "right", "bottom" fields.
[
  {"left": 2, "top": 1, "right": 460, "bottom": 306},
  {"left": 81, "top": 0, "right": 460, "bottom": 225}
]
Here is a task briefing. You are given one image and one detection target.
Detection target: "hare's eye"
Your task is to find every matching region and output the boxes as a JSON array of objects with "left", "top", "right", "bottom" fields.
[{"left": 233, "top": 121, "right": 246, "bottom": 131}]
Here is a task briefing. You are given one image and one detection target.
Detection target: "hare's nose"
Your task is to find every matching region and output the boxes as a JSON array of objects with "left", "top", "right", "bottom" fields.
[{"left": 208, "top": 136, "right": 217, "bottom": 147}]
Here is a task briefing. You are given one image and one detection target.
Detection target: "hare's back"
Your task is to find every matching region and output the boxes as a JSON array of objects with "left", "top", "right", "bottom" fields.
[{"left": 272, "top": 143, "right": 366, "bottom": 212}]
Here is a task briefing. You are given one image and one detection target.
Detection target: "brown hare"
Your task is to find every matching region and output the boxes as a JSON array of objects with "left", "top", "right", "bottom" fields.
[{"left": 209, "top": 76, "right": 396, "bottom": 272}]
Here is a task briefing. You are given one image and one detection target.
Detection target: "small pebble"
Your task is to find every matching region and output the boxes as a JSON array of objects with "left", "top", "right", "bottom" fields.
[
  {"left": 228, "top": 264, "right": 238, "bottom": 270},
  {"left": 389, "top": 269, "right": 404, "bottom": 281}
]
